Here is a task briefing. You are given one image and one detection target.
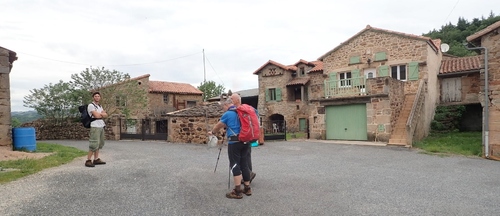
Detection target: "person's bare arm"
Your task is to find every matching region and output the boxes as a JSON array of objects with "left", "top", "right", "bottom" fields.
[
  {"left": 91, "top": 109, "right": 108, "bottom": 119},
  {"left": 209, "top": 121, "right": 226, "bottom": 135}
]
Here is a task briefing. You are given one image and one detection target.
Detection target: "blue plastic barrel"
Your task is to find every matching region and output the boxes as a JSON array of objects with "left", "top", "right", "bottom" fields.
[{"left": 12, "top": 127, "right": 37, "bottom": 152}]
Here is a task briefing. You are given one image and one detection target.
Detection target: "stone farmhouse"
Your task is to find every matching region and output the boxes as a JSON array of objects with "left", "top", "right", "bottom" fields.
[
  {"left": 0, "top": 46, "right": 17, "bottom": 147},
  {"left": 253, "top": 23, "right": 500, "bottom": 150}
]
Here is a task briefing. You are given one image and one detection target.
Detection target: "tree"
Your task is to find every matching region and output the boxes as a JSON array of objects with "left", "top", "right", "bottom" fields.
[
  {"left": 70, "top": 67, "right": 149, "bottom": 118},
  {"left": 197, "top": 80, "right": 225, "bottom": 101},
  {"left": 11, "top": 118, "right": 21, "bottom": 128},
  {"left": 23, "top": 80, "right": 80, "bottom": 123}
]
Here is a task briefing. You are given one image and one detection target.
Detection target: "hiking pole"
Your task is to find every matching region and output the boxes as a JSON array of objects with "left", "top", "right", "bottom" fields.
[
  {"left": 214, "top": 147, "right": 222, "bottom": 173},
  {"left": 214, "top": 133, "right": 225, "bottom": 173}
]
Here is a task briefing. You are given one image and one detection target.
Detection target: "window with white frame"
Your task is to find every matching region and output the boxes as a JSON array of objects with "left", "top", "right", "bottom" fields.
[
  {"left": 339, "top": 72, "right": 352, "bottom": 87},
  {"left": 391, "top": 65, "right": 407, "bottom": 81},
  {"left": 269, "top": 88, "right": 277, "bottom": 101}
]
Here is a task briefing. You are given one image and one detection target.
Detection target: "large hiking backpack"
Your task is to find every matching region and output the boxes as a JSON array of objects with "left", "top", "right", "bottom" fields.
[
  {"left": 229, "top": 104, "right": 260, "bottom": 143},
  {"left": 78, "top": 103, "right": 97, "bottom": 128}
]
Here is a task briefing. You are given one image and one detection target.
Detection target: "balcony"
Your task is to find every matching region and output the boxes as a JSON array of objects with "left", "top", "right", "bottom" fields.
[{"left": 324, "top": 76, "right": 368, "bottom": 98}]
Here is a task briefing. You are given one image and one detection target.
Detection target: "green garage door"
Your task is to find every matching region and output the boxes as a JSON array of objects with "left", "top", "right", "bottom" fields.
[{"left": 325, "top": 104, "right": 367, "bottom": 140}]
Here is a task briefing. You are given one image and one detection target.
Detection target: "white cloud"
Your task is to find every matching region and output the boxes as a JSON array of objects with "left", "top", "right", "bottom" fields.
[{"left": 1, "top": 0, "right": 498, "bottom": 111}]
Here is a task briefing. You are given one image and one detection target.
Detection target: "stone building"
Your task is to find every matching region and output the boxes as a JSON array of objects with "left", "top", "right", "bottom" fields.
[
  {"left": 0, "top": 46, "right": 18, "bottom": 147},
  {"left": 254, "top": 25, "right": 444, "bottom": 146},
  {"left": 166, "top": 101, "right": 224, "bottom": 144},
  {"left": 466, "top": 20, "right": 500, "bottom": 158}
]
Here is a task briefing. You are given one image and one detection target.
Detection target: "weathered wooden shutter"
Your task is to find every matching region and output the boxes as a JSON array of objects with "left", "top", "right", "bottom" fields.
[
  {"left": 351, "top": 69, "right": 360, "bottom": 86},
  {"left": 408, "top": 62, "right": 419, "bottom": 80},
  {"left": 378, "top": 65, "right": 389, "bottom": 77},
  {"left": 374, "top": 52, "right": 387, "bottom": 61},
  {"left": 276, "top": 88, "right": 282, "bottom": 101},
  {"left": 265, "top": 88, "right": 270, "bottom": 101}
]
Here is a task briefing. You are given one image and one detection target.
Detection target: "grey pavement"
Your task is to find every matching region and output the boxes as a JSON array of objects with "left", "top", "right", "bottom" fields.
[{"left": 1, "top": 139, "right": 500, "bottom": 216}]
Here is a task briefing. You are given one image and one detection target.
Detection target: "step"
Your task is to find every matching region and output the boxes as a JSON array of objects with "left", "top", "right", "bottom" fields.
[
  {"left": 390, "top": 134, "right": 405, "bottom": 139},
  {"left": 388, "top": 138, "right": 407, "bottom": 146}
]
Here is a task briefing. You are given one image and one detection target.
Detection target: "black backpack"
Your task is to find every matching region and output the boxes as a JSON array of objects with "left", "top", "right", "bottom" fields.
[{"left": 78, "top": 103, "right": 97, "bottom": 128}]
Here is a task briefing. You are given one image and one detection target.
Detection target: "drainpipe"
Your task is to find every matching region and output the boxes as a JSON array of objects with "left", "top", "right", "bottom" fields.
[{"left": 465, "top": 45, "right": 489, "bottom": 158}]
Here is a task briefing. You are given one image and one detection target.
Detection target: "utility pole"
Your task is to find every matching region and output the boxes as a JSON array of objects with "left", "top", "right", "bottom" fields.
[{"left": 203, "top": 49, "right": 206, "bottom": 102}]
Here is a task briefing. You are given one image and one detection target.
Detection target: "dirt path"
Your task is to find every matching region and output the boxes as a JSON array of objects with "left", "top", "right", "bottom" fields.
[{"left": 0, "top": 146, "right": 52, "bottom": 161}]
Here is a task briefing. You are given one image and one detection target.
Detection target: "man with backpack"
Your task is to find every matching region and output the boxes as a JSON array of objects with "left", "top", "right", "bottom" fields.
[
  {"left": 230, "top": 93, "right": 257, "bottom": 184},
  {"left": 208, "top": 98, "right": 252, "bottom": 199},
  {"left": 85, "top": 92, "right": 108, "bottom": 168}
]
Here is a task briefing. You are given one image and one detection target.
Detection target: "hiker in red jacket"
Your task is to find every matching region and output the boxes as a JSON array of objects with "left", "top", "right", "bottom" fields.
[{"left": 231, "top": 93, "right": 257, "bottom": 183}]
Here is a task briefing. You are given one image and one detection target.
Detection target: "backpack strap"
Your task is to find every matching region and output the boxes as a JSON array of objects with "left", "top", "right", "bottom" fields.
[{"left": 89, "top": 103, "right": 100, "bottom": 119}]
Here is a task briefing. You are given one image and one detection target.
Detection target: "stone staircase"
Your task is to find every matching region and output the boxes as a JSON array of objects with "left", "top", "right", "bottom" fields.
[{"left": 388, "top": 94, "right": 416, "bottom": 146}]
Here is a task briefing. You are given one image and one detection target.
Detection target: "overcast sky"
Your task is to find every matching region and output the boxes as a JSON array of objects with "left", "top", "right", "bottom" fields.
[{"left": 1, "top": 0, "right": 498, "bottom": 111}]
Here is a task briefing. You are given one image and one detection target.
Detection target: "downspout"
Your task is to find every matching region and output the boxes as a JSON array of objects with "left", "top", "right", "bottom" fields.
[{"left": 465, "top": 45, "right": 489, "bottom": 158}]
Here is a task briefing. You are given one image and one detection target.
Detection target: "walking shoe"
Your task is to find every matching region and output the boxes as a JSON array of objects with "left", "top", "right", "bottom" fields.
[
  {"left": 93, "top": 158, "right": 106, "bottom": 165},
  {"left": 243, "top": 185, "right": 252, "bottom": 196},
  {"left": 241, "top": 172, "right": 257, "bottom": 184},
  {"left": 226, "top": 186, "right": 243, "bottom": 199},
  {"left": 250, "top": 172, "right": 256, "bottom": 183},
  {"left": 85, "top": 160, "right": 95, "bottom": 167}
]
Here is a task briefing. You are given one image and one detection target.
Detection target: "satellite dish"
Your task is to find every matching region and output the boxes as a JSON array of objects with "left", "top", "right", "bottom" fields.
[{"left": 441, "top": 43, "right": 450, "bottom": 53}]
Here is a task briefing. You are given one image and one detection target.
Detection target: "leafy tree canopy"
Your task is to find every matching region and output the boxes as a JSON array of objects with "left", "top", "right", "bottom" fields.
[
  {"left": 198, "top": 80, "right": 225, "bottom": 101},
  {"left": 423, "top": 11, "right": 500, "bottom": 56}
]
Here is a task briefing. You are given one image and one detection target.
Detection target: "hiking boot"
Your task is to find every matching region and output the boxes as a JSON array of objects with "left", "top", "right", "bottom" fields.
[
  {"left": 250, "top": 172, "right": 256, "bottom": 183},
  {"left": 85, "top": 160, "right": 95, "bottom": 167},
  {"left": 226, "top": 186, "right": 243, "bottom": 199},
  {"left": 241, "top": 172, "right": 257, "bottom": 184},
  {"left": 243, "top": 185, "right": 252, "bottom": 196},
  {"left": 93, "top": 158, "right": 106, "bottom": 165}
]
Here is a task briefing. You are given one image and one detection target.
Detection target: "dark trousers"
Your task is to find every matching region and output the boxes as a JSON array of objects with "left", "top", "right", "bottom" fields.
[{"left": 227, "top": 142, "right": 251, "bottom": 182}]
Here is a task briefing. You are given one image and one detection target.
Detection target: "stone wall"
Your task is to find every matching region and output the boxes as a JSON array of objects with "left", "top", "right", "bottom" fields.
[
  {"left": 366, "top": 77, "right": 405, "bottom": 142},
  {"left": 167, "top": 102, "right": 225, "bottom": 145},
  {"left": 21, "top": 116, "right": 120, "bottom": 141},
  {"left": 481, "top": 27, "right": 500, "bottom": 156},
  {"left": 0, "top": 47, "right": 15, "bottom": 147},
  {"left": 257, "top": 63, "right": 318, "bottom": 132}
]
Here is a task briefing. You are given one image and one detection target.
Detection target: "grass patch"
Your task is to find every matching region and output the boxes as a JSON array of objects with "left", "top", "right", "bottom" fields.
[
  {"left": 413, "top": 132, "right": 482, "bottom": 157},
  {"left": 0, "top": 142, "right": 87, "bottom": 184}
]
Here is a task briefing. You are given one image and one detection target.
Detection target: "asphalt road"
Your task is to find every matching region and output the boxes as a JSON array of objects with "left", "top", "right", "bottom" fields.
[{"left": 1, "top": 139, "right": 500, "bottom": 216}]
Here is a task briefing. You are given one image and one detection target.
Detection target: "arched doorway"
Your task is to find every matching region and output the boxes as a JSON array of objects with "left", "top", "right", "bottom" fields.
[{"left": 263, "top": 114, "right": 286, "bottom": 141}]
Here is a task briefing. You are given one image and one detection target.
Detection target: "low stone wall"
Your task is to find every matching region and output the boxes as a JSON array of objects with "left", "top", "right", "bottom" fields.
[{"left": 21, "top": 118, "right": 118, "bottom": 141}]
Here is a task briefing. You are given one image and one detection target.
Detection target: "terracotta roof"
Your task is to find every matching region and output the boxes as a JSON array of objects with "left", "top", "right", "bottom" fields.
[
  {"left": 286, "top": 77, "right": 310, "bottom": 86},
  {"left": 149, "top": 81, "right": 203, "bottom": 95},
  {"left": 440, "top": 55, "right": 482, "bottom": 74},
  {"left": 166, "top": 101, "right": 223, "bottom": 117},
  {"left": 253, "top": 60, "right": 295, "bottom": 75},
  {"left": 318, "top": 25, "right": 439, "bottom": 60},
  {"left": 308, "top": 61, "right": 323, "bottom": 73},
  {"left": 467, "top": 20, "right": 500, "bottom": 42}
]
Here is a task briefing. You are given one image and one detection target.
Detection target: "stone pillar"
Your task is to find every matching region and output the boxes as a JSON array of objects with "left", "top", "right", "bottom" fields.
[{"left": 0, "top": 47, "right": 17, "bottom": 147}]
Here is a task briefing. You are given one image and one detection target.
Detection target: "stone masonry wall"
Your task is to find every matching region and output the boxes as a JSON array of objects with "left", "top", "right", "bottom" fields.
[
  {"left": 21, "top": 116, "right": 119, "bottom": 141},
  {"left": 481, "top": 28, "right": 500, "bottom": 157},
  {"left": 366, "top": 77, "right": 405, "bottom": 142},
  {"left": 0, "top": 48, "right": 12, "bottom": 147},
  {"left": 257, "top": 64, "right": 318, "bottom": 132}
]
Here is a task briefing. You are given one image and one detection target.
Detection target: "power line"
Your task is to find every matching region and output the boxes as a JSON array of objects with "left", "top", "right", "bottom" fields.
[
  {"left": 17, "top": 51, "right": 201, "bottom": 67},
  {"left": 204, "top": 54, "right": 225, "bottom": 86},
  {"left": 443, "top": 0, "right": 460, "bottom": 24}
]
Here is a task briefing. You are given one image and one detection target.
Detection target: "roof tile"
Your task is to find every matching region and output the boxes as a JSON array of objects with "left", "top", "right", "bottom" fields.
[
  {"left": 149, "top": 81, "right": 203, "bottom": 95},
  {"left": 286, "top": 77, "right": 310, "bottom": 86},
  {"left": 440, "top": 56, "right": 482, "bottom": 74}
]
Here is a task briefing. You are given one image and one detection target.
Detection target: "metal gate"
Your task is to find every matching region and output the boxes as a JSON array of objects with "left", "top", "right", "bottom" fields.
[
  {"left": 262, "top": 120, "right": 286, "bottom": 141},
  {"left": 120, "top": 118, "right": 168, "bottom": 141}
]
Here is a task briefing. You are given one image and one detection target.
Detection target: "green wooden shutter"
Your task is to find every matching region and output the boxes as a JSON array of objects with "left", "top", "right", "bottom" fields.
[
  {"left": 351, "top": 69, "right": 360, "bottom": 86},
  {"left": 349, "top": 56, "right": 360, "bottom": 64},
  {"left": 329, "top": 72, "right": 337, "bottom": 88},
  {"left": 276, "top": 88, "right": 282, "bottom": 101},
  {"left": 265, "top": 88, "right": 270, "bottom": 101},
  {"left": 408, "top": 62, "right": 419, "bottom": 80},
  {"left": 378, "top": 65, "right": 389, "bottom": 77},
  {"left": 374, "top": 52, "right": 387, "bottom": 61}
]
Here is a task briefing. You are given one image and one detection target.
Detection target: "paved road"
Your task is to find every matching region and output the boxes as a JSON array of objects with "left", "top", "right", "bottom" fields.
[{"left": 1, "top": 140, "right": 500, "bottom": 216}]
